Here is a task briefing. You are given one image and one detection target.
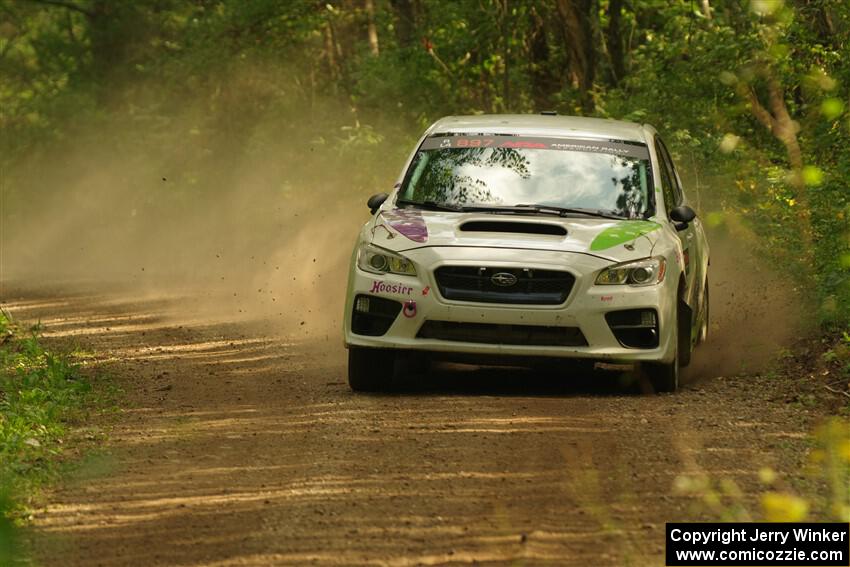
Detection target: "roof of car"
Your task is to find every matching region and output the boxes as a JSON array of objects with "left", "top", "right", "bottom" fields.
[{"left": 428, "top": 114, "right": 649, "bottom": 143}]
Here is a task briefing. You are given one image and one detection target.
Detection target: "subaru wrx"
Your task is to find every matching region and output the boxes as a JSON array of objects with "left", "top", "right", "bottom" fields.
[{"left": 343, "top": 114, "right": 709, "bottom": 392}]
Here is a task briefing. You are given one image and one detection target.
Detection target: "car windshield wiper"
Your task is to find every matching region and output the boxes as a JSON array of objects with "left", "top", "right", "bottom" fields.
[
  {"left": 396, "top": 199, "right": 463, "bottom": 212},
  {"left": 397, "top": 200, "right": 630, "bottom": 220},
  {"left": 512, "top": 204, "right": 629, "bottom": 220}
]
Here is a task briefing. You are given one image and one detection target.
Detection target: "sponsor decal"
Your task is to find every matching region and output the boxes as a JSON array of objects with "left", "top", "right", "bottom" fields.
[
  {"left": 421, "top": 285, "right": 430, "bottom": 296},
  {"left": 380, "top": 209, "right": 428, "bottom": 243},
  {"left": 601, "top": 295, "right": 614, "bottom": 302},
  {"left": 402, "top": 300, "right": 417, "bottom": 318},
  {"left": 498, "top": 140, "right": 546, "bottom": 149},
  {"left": 370, "top": 280, "right": 414, "bottom": 296},
  {"left": 420, "top": 136, "right": 651, "bottom": 159},
  {"left": 549, "top": 142, "right": 629, "bottom": 155},
  {"left": 590, "top": 220, "right": 661, "bottom": 251}
]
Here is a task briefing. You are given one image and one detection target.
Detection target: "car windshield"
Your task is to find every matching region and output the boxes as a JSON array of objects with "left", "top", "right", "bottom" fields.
[{"left": 398, "top": 135, "right": 653, "bottom": 219}]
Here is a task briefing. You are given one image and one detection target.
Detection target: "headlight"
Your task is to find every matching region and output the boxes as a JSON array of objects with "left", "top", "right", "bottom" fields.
[
  {"left": 357, "top": 243, "right": 417, "bottom": 276},
  {"left": 596, "top": 257, "right": 666, "bottom": 286}
]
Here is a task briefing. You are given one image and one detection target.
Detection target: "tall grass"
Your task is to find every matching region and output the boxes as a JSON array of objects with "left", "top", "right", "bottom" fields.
[{"left": 0, "top": 311, "right": 94, "bottom": 563}]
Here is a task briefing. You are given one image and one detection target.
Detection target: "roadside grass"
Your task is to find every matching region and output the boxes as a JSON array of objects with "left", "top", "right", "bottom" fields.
[
  {"left": 0, "top": 309, "right": 113, "bottom": 564},
  {"left": 675, "top": 331, "right": 850, "bottom": 523},
  {"left": 674, "top": 417, "right": 850, "bottom": 523}
]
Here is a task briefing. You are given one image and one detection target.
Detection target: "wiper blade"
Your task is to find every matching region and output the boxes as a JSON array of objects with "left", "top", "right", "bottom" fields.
[
  {"left": 397, "top": 200, "right": 629, "bottom": 220},
  {"left": 513, "top": 204, "right": 629, "bottom": 220},
  {"left": 396, "top": 199, "right": 462, "bottom": 212},
  {"left": 458, "top": 204, "right": 539, "bottom": 215}
]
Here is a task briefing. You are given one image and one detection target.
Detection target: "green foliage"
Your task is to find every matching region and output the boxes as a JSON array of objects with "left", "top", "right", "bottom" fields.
[
  {"left": 0, "top": 487, "right": 17, "bottom": 567},
  {"left": 0, "top": 310, "right": 95, "bottom": 562},
  {"left": 605, "top": 1, "right": 850, "bottom": 325}
]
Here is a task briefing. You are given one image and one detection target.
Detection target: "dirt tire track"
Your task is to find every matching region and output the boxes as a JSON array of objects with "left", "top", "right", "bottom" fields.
[{"left": 4, "top": 284, "right": 816, "bottom": 566}]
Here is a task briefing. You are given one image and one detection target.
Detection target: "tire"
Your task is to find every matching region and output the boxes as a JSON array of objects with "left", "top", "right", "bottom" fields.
[
  {"left": 644, "top": 342, "right": 679, "bottom": 393},
  {"left": 348, "top": 347, "right": 394, "bottom": 392},
  {"left": 403, "top": 351, "right": 432, "bottom": 375},
  {"left": 643, "top": 301, "right": 682, "bottom": 393},
  {"left": 678, "top": 296, "right": 693, "bottom": 368},
  {"left": 697, "top": 279, "right": 709, "bottom": 345}
]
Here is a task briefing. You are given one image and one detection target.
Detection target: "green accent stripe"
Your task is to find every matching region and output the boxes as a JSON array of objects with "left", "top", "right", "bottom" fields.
[{"left": 589, "top": 220, "right": 661, "bottom": 251}]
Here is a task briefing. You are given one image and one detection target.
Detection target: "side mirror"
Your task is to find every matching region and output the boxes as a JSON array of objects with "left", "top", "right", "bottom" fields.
[
  {"left": 367, "top": 193, "right": 389, "bottom": 214},
  {"left": 669, "top": 205, "right": 696, "bottom": 231}
]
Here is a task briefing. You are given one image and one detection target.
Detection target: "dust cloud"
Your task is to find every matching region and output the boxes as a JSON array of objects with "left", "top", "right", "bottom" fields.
[
  {"left": 686, "top": 217, "right": 810, "bottom": 379},
  {"left": 1, "top": 92, "right": 403, "bottom": 343},
  {"left": 683, "top": 181, "right": 811, "bottom": 379},
  {"left": 0, "top": 97, "right": 808, "bottom": 378}
]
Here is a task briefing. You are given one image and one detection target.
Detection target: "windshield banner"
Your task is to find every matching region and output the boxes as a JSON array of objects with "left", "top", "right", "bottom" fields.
[{"left": 421, "top": 135, "right": 650, "bottom": 160}]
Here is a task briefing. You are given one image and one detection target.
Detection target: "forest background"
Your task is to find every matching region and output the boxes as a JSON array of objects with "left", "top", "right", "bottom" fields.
[{"left": 1, "top": 0, "right": 848, "bottom": 324}]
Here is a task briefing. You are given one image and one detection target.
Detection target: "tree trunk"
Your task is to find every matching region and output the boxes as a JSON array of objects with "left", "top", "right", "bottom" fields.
[
  {"left": 794, "top": 0, "right": 837, "bottom": 49},
  {"left": 554, "top": 0, "right": 596, "bottom": 113},
  {"left": 365, "top": 0, "right": 379, "bottom": 56},
  {"left": 87, "top": 1, "right": 117, "bottom": 79},
  {"left": 528, "top": 6, "right": 556, "bottom": 110},
  {"left": 500, "top": 0, "right": 510, "bottom": 112},
  {"left": 30, "top": 0, "right": 130, "bottom": 102},
  {"left": 389, "top": 0, "right": 415, "bottom": 49},
  {"left": 606, "top": 0, "right": 625, "bottom": 85},
  {"left": 700, "top": 0, "right": 713, "bottom": 20},
  {"left": 324, "top": 22, "right": 340, "bottom": 84}
]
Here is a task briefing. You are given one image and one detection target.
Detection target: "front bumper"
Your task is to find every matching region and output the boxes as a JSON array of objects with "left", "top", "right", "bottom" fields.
[{"left": 343, "top": 246, "right": 677, "bottom": 364}]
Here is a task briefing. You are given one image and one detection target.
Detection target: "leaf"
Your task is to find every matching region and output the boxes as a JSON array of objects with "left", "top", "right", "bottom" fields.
[{"left": 761, "top": 492, "right": 809, "bottom": 522}]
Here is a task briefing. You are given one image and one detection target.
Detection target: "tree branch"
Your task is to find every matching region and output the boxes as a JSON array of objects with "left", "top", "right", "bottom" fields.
[
  {"left": 743, "top": 86, "right": 777, "bottom": 133},
  {"left": 24, "top": 0, "right": 93, "bottom": 18},
  {"left": 824, "top": 384, "right": 850, "bottom": 399},
  {"left": 0, "top": 33, "right": 19, "bottom": 61},
  {"left": 766, "top": 77, "right": 803, "bottom": 171},
  {"left": 736, "top": 64, "right": 812, "bottom": 261}
]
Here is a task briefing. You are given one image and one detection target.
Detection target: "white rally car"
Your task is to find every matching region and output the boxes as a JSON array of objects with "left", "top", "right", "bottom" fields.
[{"left": 343, "top": 114, "right": 709, "bottom": 392}]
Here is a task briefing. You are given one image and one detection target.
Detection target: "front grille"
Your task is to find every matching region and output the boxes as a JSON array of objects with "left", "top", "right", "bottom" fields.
[
  {"left": 417, "top": 320, "right": 587, "bottom": 347},
  {"left": 434, "top": 266, "right": 575, "bottom": 305}
]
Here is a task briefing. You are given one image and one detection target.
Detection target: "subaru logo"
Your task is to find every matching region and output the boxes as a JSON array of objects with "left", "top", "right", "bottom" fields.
[{"left": 490, "top": 272, "right": 518, "bottom": 287}]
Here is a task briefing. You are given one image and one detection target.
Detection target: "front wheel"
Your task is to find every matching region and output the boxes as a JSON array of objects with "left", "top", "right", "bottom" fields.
[
  {"left": 348, "top": 347, "right": 394, "bottom": 391},
  {"left": 643, "top": 345, "right": 679, "bottom": 393},
  {"left": 697, "top": 278, "right": 709, "bottom": 345},
  {"left": 642, "top": 305, "right": 681, "bottom": 393}
]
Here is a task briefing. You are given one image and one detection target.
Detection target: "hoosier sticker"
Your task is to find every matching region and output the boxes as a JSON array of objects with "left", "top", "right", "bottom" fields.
[{"left": 370, "top": 280, "right": 414, "bottom": 296}]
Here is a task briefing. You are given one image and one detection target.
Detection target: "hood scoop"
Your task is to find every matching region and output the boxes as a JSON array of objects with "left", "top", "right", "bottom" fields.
[{"left": 459, "top": 220, "right": 567, "bottom": 236}]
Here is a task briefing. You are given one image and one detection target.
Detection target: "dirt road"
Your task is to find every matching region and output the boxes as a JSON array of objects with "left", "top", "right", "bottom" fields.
[{"left": 5, "top": 283, "right": 816, "bottom": 566}]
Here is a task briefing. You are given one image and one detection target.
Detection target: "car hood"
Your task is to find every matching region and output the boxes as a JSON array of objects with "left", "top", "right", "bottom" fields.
[{"left": 368, "top": 208, "right": 666, "bottom": 262}]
